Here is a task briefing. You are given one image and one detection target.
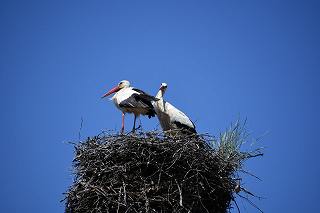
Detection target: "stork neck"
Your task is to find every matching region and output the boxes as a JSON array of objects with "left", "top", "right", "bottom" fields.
[{"left": 156, "top": 90, "right": 164, "bottom": 99}]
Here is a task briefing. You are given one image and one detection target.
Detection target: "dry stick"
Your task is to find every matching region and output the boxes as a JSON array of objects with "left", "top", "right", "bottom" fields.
[
  {"left": 123, "top": 181, "right": 127, "bottom": 206},
  {"left": 238, "top": 194, "right": 264, "bottom": 213},
  {"left": 143, "top": 184, "right": 149, "bottom": 212},
  {"left": 242, "top": 152, "right": 264, "bottom": 159},
  {"left": 157, "top": 160, "right": 165, "bottom": 187},
  {"left": 239, "top": 169, "right": 262, "bottom": 181},
  {"left": 78, "top": 116, "right": 83, "bottom": 141},
  {"left": 175, "top": 179, "right": 183, "bottom": 207},
  {"left": 117, "top": 187, "right": 122, "bottom": 213},
  {"left": 232, "top": 197, "right": 241, "bottom": 213},
  {"left": 195, "top": 171, "right": 210, "bottom": 213},
  {"left": 240, "top": 187, "right": 264, "bottom": 200}
]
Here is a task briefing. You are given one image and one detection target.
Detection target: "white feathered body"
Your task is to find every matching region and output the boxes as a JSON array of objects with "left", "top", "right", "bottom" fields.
[
  {"left": 154, "top": 95, "right": 196, "bottom": 132},
  {"left": 112, "top": 87, "right": 156, "bottom": 117}
]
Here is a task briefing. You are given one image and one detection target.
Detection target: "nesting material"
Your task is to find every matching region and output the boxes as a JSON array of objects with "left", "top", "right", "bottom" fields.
[{"left": 64, "top": 125, "right": 262, "bottom": 213}]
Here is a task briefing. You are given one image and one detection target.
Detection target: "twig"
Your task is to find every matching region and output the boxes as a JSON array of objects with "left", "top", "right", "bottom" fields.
[
  {"left": 78, "top": 117, "right": 83, "bottom": 141},
  {"left": 238, "top": 194, "right": 264, "bottom": 213},
  {"left": 175, "top": 179, "right": 183, "bottom": 207}
]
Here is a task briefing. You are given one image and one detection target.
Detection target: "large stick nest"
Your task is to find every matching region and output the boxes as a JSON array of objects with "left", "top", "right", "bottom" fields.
[{"left": 64, "top": 125, "right": 262, "bottom": 213}]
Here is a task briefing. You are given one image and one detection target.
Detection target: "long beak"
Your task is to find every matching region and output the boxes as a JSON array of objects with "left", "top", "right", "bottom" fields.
[
  {"left": 159, "top": 86, "right": 167, "bottom": 91},
  {"left": 101, "top": 86, "right": 120, "bottom": 98}
]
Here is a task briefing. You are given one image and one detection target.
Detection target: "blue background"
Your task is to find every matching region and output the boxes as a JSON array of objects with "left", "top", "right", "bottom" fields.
[{"left": 1, "top": 0, "right": 319, "bottom": 212}]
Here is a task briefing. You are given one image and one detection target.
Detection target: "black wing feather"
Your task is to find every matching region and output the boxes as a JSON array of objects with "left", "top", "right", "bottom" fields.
[
  {"left": 132, "top": 88, "right": 159, "bottom": 101},
  {"left": 173, "top": 121, "right": 197, "bottom": 134},
  {"left": 119, "top": 89, "right": 157, "bottom": 118}
]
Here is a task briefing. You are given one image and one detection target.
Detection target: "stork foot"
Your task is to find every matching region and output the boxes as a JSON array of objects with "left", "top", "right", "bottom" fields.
[
  {"left": 135, "top": 124, "right": 142, "bottom": 131},
  {"left": 131, "top": 125, "right": 141, "bottom": 134}
]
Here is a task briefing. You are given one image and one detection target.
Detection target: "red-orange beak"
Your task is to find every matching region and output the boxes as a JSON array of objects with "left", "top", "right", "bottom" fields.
[{"left": 101, "top": 86, "right": 120, "bottom": 98}]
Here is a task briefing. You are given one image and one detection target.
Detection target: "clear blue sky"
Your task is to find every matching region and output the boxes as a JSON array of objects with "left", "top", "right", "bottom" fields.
[{"left": 1, "top": 0, "right": 319, "bottom": 212}]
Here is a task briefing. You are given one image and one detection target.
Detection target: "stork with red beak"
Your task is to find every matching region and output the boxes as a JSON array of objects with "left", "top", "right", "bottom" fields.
[
  {"left": 154, "top": 83, "right": 196, "bottom": 134},
  {"left": 102, "top": 80, "right": 158, "bottom": 133}
]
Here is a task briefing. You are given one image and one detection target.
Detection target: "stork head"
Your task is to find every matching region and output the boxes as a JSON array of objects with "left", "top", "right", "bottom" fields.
[
  {"left": 101, "top": 80, "right": 131, "bottom": 98},
  {"left": 118, "top": 80, "right": 130, "bottom": 89},
  {"left": 159, "top": 83, "right": 168, "bottom": 93},
  {"left": 160, "top": 83, "right": 168, "bottom": 91}
]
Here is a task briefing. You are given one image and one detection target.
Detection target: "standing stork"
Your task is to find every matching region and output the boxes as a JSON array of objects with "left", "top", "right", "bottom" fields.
[
  {"left": 102, "top": 80, "right": 158, "bottom": 133},
  {"left": 154, "top": 83, "right": 196, "bottom": 133}
]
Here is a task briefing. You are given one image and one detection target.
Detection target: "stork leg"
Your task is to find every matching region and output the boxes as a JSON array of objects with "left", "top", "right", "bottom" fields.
[
  {"left": 138, "top": 117, "right": 142, "bottom": 129},
  {"left": 121, "top": 113, "right": 125, "bottom": 134},
  {"left": 132, "top": 114, "right": 137, "bottom": 133}
]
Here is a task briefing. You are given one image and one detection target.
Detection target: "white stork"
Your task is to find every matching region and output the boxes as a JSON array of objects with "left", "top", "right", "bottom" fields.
[
  {"left": 154, "top": 83, "right": 196, "bottom": 133},
  {"left": 102, "top": 80, "right": 158, "bottom": 133}
]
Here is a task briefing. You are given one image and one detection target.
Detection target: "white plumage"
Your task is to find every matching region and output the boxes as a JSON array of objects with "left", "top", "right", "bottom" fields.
[
  {"left": 112, "top": 87, "right": 154, "bottom": 116},
  {"left": 154, "top": 83, "right": 196, "bottom": 133},
  {"left": 102, "top": 80, "right": 157, "bottom": 133}
]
